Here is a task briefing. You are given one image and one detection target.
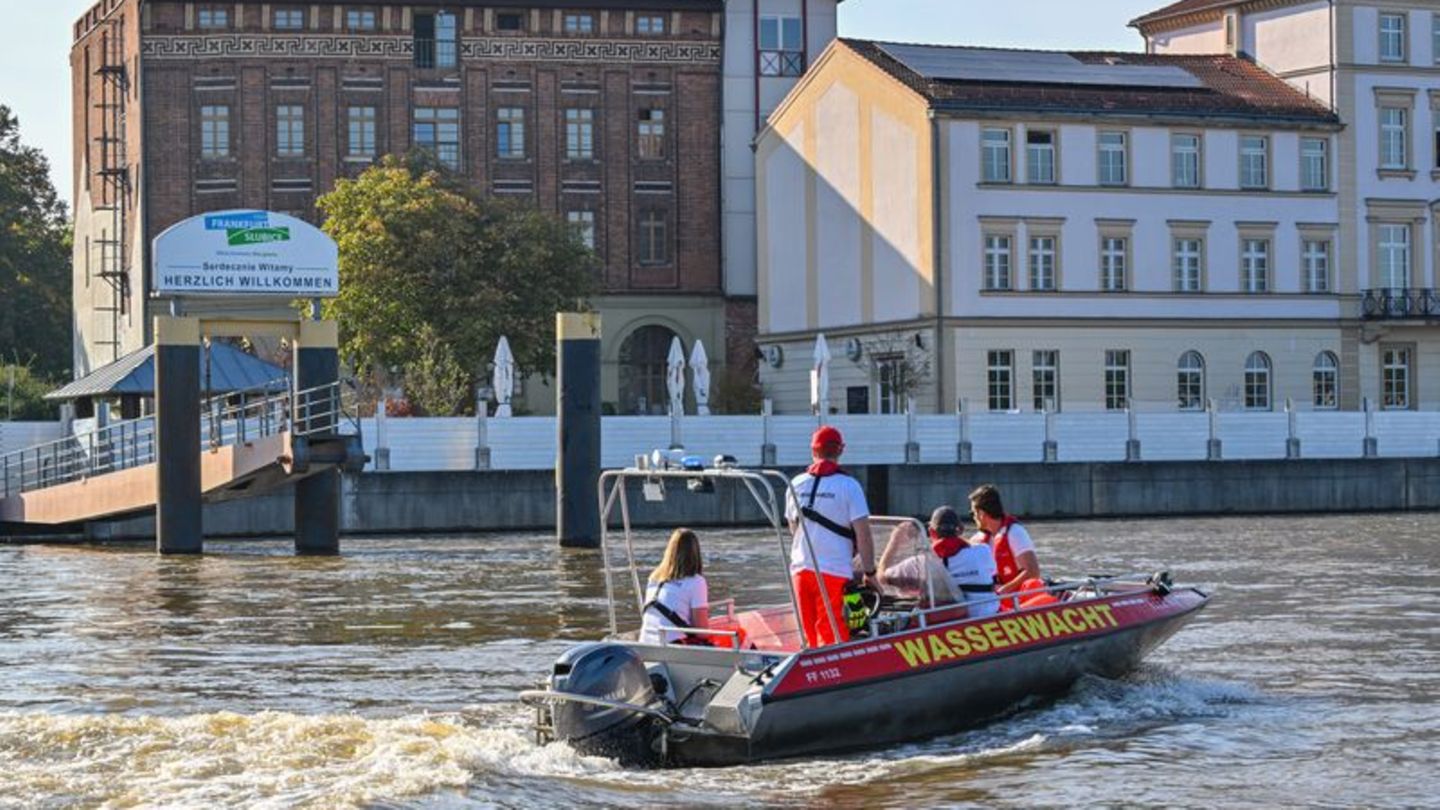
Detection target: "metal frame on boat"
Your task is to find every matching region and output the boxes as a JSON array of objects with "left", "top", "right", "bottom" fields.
[{"left": 521, "top": 461, "right": 1209, "bottom": 767}]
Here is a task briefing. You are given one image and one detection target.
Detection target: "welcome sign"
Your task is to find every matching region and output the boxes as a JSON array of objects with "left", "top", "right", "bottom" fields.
[{"left": 152, "top": 209, "right": 339, "bottom": 297}]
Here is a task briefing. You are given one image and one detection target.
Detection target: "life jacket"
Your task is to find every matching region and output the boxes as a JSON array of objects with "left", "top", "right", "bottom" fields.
[
  {"left": 930, "top": 530, "right": 997, "bottom": 595},
  {"left": 798, "top": 460, "right": 857, "bottom": 544},
  {"left": 979, "top": 515, "right": 1021, "bottom": 583}
]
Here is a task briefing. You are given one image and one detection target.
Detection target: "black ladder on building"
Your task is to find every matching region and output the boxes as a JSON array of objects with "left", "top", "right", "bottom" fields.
[{"left": 93, "top": 17, "right": 131, "bottom": 364}]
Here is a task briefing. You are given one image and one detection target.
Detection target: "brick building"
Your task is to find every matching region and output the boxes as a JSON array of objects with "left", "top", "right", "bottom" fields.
[{"left": 71, "top": 0, "right": 832, "bottom": 414}]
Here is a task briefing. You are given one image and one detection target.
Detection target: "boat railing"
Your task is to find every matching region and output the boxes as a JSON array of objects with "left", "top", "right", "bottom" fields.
[{"left": 908, "top": 571, "right": 1164, "bottom": 631}]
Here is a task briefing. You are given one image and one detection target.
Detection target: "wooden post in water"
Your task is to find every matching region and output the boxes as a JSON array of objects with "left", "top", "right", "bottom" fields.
[
  {"left": 556, "top": 312, "right": 601, "bottom": 548},
  {"left": 155, "top": 316, "right": 203, "bottom": 554}
]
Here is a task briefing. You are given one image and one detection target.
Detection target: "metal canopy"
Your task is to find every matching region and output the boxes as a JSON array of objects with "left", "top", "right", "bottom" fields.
[
  {"left": 875, "top": 42, "right": 1206, "bottom": 90},
  {"left": 45, "top": 342, "right": 287, "bottom": 401}
]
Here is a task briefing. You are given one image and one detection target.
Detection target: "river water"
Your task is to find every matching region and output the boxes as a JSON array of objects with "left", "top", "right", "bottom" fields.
[{"left": 0, "top": 512, "right": 1436, "bottom": 808}]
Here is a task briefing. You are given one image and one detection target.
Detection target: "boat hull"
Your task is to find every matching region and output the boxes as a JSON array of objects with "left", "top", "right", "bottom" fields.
[{"left": 667, "top": 587, "right": 1207, "bottom": 766}]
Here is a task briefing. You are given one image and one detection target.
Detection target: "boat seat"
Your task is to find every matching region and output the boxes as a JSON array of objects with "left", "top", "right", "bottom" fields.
[{"left": 709, "top": 606, "right": 802, "bottom": 654}]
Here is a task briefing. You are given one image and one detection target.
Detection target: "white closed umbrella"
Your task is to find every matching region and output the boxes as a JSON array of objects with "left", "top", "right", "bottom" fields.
[
  {"left": 493, "top": 336, "right": 515, "bottom": 418},
  {"left": 690, "top": 339, "right": 711, "bottom": 416},
  {"left": 666, "top": 336, "right": 687, "bottom": 415},
  {"left": 811, "top": 333, "right": 831, "bottom": 417}
]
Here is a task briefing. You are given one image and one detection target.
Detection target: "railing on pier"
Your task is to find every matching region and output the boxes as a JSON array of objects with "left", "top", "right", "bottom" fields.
[{"left": 1, "top": 379, "right": 360, "bottom": 499}]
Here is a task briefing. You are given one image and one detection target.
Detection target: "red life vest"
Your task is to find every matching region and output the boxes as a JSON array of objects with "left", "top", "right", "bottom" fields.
[{"left": 981, "top": 515, "right": 1021, "bottom": 583}]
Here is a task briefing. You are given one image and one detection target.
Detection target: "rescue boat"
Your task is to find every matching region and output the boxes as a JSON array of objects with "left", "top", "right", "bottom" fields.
[{"left": 520, "top": 462, "right": 1209, "bottom": 767}]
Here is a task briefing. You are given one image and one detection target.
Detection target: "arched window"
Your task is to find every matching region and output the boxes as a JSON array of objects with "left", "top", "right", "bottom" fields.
[
  {"left": 618, "top": 325, "right": 679, "bottom": 415},
  {"left": 1177, "top": 351, "right": 1205, "bottom": 411},
  {"left": 1313, "top": 352, "right": 1338, "bottom": 410},
  {"left": 1244, "top": 351, "right": 1272, "bottom": 411}
]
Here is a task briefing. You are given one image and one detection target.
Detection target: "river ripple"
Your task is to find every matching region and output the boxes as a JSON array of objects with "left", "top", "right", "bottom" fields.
[{"left": 0, "top": 512, "right": 1436, "bottom": 808}]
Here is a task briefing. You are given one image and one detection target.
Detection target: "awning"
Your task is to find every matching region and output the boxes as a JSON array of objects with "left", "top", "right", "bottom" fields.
[{"left": 46, "top": 342, "right": 288, "bottom": 401}]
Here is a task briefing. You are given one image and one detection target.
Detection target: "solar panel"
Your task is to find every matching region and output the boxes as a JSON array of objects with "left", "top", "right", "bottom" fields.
[{"left": 874, "top": 43, "right": 1206, "bottom": 90}]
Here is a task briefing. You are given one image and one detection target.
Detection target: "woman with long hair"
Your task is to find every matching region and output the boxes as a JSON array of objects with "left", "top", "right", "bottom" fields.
[{"left": 639, "top": 528, "right": 710, "bottom": 644}]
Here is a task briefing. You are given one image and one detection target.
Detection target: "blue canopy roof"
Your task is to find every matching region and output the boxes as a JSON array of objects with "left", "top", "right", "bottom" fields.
[{"left": 46, "top": 342, "right": 288, "bottom": 401}]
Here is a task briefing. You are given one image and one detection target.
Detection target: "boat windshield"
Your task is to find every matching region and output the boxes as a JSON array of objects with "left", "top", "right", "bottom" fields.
[{"left": 597, "top": 464, "right": 943, "bottom": 652}]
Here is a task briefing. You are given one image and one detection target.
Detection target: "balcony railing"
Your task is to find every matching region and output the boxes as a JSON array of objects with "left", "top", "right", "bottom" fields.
[
  {"left": 759, "top": 50, "right": 805, "bottom": 77},
  {"left": 1361, "top": 287, "right": 1440, "bottom": 319}
]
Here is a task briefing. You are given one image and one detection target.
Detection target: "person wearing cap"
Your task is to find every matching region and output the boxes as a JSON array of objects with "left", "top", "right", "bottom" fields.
[
  {"left": 926, "top": 505, "right": 1000, "bottom": 619},
  {"left": 784, "top": 425, "right": 877, "bottom": 648}
]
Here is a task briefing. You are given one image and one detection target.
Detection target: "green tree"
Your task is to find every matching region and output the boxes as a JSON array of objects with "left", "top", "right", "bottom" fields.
[
  {"left": 0, "top": 106, "right": 71, "bottom": 382},
  {"left": 317, "top": 156, "right": 595, "bottom": 414},
  {"left": 1, "top": 363, "right": 59, "bottom": 421}
]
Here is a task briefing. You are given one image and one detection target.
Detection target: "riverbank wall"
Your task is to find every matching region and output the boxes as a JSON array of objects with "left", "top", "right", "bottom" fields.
[{"left": 34, "top": 457, "right": 1439, "bottom": 541}]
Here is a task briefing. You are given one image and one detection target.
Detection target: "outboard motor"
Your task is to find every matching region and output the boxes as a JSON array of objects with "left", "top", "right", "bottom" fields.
[{"left": 549, "top": 642, "right": 665, "bottom": 765}]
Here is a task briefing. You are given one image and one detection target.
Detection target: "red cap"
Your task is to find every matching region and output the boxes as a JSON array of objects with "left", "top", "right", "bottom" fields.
[{"left": 811, "top": 425, "right": 844, "bottom": 451}]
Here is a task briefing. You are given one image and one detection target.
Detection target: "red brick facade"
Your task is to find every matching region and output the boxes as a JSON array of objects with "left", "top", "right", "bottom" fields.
[{"left": 70, "top": 0, "right": 727, "bottom": 372}]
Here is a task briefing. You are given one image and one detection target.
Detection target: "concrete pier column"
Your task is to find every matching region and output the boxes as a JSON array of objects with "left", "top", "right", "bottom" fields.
[
  {"left": 294, "top": 319, "right": 340, "bottom": 556},
  {"left": 556, "top": 312, "right": 601, "bottom": 548},
  {"left": 155, "top": 316, "right": 203, "bottom": 555},
  {"left": 956, "top": 399, "right": 973, "bottom": 464}
]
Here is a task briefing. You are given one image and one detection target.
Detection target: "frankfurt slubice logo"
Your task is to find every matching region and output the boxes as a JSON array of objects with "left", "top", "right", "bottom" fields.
[{"left": 204, "top": 211, "right": 292, "bottom": 247}]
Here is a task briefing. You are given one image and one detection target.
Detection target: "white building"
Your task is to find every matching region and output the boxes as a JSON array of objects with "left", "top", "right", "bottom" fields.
[
  {"left": 1134, "top": 0, "right": 1440, "bottom": 410},
  {"left": 721, "top": 0, "right": 839, "bottom": 349},
  {"left": 755, "top": 39, "right": 1347, "bottom": 415}
]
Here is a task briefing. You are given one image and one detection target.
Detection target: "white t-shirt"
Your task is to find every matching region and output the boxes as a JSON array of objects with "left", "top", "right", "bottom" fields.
[
  {"left": 941, "top": 544, "right": 999, "bottom": 618},
  {"left": 639, "top": 575, "right": 708, "bottom": 644},
  {"left": 785, "top": 470, "right": 869, "bottom": 578}
]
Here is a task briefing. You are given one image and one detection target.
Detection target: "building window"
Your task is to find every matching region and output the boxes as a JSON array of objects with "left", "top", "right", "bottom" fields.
[
  {"left": 1301, "top": 137, "right": 1328, "bottom": 190},
  {"left": 638, "top": 209, "right": 668, "bottom": 264},
  {"left": 567, "top": 210, "right": 595, "bottom": 249},
  {"left": 1098, "top": 131, "right": 1127, "bottom": 186},
  {"left": 636, "top": 15, "right": 665, "bottom": 34},
  {"left": 414, "top": 12, "right": 457, "bottom": 69},
  {"left": 982, "top": 128, "right": 1012, "bottom": 183},
  {"left": 1172, "top": 133, "right": 1200, "bottom": 188},
  {"left": 1303, "top": 239, "right": 1331, "bottom": 293},
  {"left": 1378, "top": 223, "right": 1410, "bottom": 289},
  {"left": 1380, "top": 107, "right": 1407, "bottom": 169},
  {"left": 564, "top": 13, "right": 595, "bottom": 33},
  {"left": 983, "top": 234, "right": 1012, "bottom": 291},
  {"left": 1177, "top": 351, "right": 1205, "bottom": 411},
  {"left": 1032, "top": 350, "right": 1058, "bottom": 412},
  {"left": 1434, "top": 14, "right": 1440, "bottom": 64},
  {"left": 637, "top": 108, "right": 665, "bottom": 160},
  {"left": 1100, "top": 236, "right": 1127, "bottom": 291},
  {"left": 987, "top": 350, "right": 1014, "bottom": 412},
  {"left": 877, "top": 355, "right": 906, "bottom": 415},
  {"left": 759, "top": 16, "right": 804, "bottom": 76},
  {"left": 200, "top": 105, "right": 230, "bottom": 159},
  {"left": 1028, "top": 235, "right": 1056, "bottom": 291},
  {"left": 1313, "top": 351, "right": 1338, "bottom": 410},
  {"left": 1104, "top": 350, "right": 1130, "bottom": 411},
  {"left": 496, "top": 12, "right": 524, "bottom": 31},
  {"left": 276, "top": 105, "right": 305, "bottom": 157},
  {"left": 1174, "top": 237, "right": 1202, "bottom": 292},
  {"left": 1381, "top": 346, "right": 1412, "bottom": 409},
  {"left": 565, "top": 108, "right": 595, "bottom": 160},
  {"left": 1380, "top": 12, "right": 1406, "bottom": 62},
  {"left": 1026, "top": 130, "right": 1055, "bottom": 184},
  {"left": 1244, "top": 351, "right": 1272, "bottom": 411},
  {"left": 347, "top": 8, "right": 377, "bottom": 31},
  {"left": 347, "top": 106, "right": 376, "bottom": 159},
  {"left": 273, "top": 7, "right": 305, "bottom": 29},
  {"left": 1240, "top": 135, "right": 1268, "bottom": 189},
  {"left": 197, "top": 6, "right": 228, "bottom": 29},
  {"left": 497, "top": 107, "right": 525, "bottom": 159},
  {"left": 1242, "top": 238, "right": 1269, "bottom": 293},
  {"left": 414, "top": 107, "right": 460, "bottom": 169}
]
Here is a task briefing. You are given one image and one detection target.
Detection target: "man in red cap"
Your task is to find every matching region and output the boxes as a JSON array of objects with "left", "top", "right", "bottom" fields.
[{"left": 784, "top": 425, "right": 876, "bottom": 648}]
